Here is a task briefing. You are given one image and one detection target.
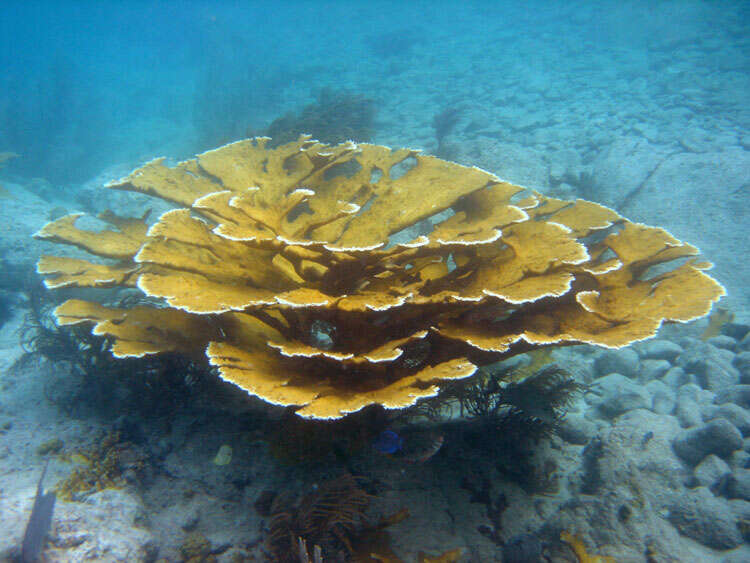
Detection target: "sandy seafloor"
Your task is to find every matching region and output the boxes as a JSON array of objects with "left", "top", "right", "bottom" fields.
[{"left": 0, "top": 1, "right": 749, "bottom": 561}]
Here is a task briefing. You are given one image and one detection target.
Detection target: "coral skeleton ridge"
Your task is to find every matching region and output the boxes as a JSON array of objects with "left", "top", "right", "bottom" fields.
[{"left": 34, "top": 136, "right": 725, "bottom": 419}]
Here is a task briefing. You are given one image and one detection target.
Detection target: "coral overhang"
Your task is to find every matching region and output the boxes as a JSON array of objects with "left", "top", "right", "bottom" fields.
[{"left": 34, "top": 137, "right": 725, "bottom": 419}]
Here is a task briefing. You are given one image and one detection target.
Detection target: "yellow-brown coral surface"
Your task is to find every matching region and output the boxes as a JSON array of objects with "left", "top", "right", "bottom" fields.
[{"left": 35, "top": 137, "right": 725, "bottom": 419}]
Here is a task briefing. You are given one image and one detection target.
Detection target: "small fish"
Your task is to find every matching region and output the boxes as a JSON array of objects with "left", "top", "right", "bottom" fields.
[
  {"left": 402, "top": 433, "right": 444, "bottom": 464},
  {"left": 22, "top": 462, "right": 56, "bottom": 563},
  {"left": 373, "top": 430, "right": 403, "bottom": 454},
  {"left": 373, "top": 429, "right": 444, "bottom": 463}
]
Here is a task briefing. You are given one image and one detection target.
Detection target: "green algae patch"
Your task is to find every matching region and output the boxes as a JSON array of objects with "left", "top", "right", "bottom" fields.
[{"left": 212, "top": 444, "right": 232, "bottom": 466}]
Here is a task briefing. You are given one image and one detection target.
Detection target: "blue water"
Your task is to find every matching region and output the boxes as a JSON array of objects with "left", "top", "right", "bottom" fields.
[{"left": 1, "top": 1, "right": 746, "bottom": 183}]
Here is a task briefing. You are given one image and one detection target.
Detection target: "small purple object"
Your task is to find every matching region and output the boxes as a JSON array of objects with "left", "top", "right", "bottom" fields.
[{"left": 373, "top": 430, "right": 403, "bottom": 454}]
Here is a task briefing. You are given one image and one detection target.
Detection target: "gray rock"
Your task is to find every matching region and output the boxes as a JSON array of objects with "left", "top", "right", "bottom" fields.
[
  {"left": 645, "top": 380, "right": 675, "bottom": 415},
  {"left": 673, "top": 418, "right": 743, "bottom": 465},
  {"left": 688, "top": 357, "right": 740, "bottom": 392},
  {"left": 740, "top": 332, "right": 750, "bottom": 352},
  {"left": 666, "top": 487, "right": 744, "bottom": 549},
  {"left": 707, "top": 335, "right": 737, "bottom": 351},
  {"left": 640, "top": 359, "right": 671, "bottom": 383},
  {"left": 48, "top": 489, "right": 156, "bottom": 561},
  {"left": 677, "top": 383, "right": 715, "bottom": 405},
  {"left": 729, "top": 450, "right": 750, "bottom": 471},
  {"left": 718, "top": 347, "right": 738, "bottom": 364},
  {"left": 722, "top": 548, "right": 750, "bottom": 563},
  {"left": 151, "top": 438, "right": 173, "bottom": 459},
  {"left": 693, "top": 454, "right": 731, "bottom": 489},
  {"left": 205, "top": 535, "right": 232, "bottom": 555},
  {"left": 551, "top": 182, "right": 577, "bottom": 199},
  {"left": 705, "top": 403, "right": 750, "bottom": 436},
  {"left": 675, "top": 398, "right": 703, "bottom": 428},
  {"left": 639, "top": 339, "right": 684, "bottom": 362},
  {"left": 725, "top": 469, "right": 750, "bottom": 501},
  {"left": 557, "top": 413, "right": 598, "bottom": 445},
  {"left": 502, "top": 534, "right": 542, "bottom": 563},
  {"left": 580, "top": 409, "right": 687, "bottom": 498},
  {"left": 727, "top": 502, "right": 750, "bottom": 547},
  {"left": 0, "top": 182, "right": 60, "bottom": 270},
  {"left": 590, "top": 373, "right": 651, "bottom": 418},
  {"left": 453, "top": 138, "right": 549, "bottom": 189},
  {"left": 180, "top": 508, "right": 200, "bottom": 531},
  {"left": 679, "top": 341, "right": 740, "bottom": 392},
  {"left": 661, "top": 366, "right": 691, "bottom": 389},
  {"left": 540, "top": 410, "right": 701, "bottom": 560},
  {"left": 728, "top": 498, "right": 750, "bottom": 522},
  {"left": 594, "top": 349, "right": 640, "bottom": 379},
  {"left": 590, "top": 136, "right": 674, "bottom": 209},
  {"left": 716, "top": 385, "right": 750, "bottom": 409},
  {"left": 734, "top": 351, "right": 750, "bottom": 383},
  {"left": 723, "top": 323, "right": 750, "bottom": 341},
  {"left": 677, "top": 336, "right": 703, "bottom": 352}
]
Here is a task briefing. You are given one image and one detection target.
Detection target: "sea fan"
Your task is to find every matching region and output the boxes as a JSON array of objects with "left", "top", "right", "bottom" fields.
[{"left": 266, "top": 474, "right": 372, "bottom": 562}]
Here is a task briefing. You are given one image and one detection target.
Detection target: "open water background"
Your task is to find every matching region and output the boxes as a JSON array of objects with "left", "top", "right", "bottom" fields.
[{"left": 1, "top": 1, "right": 747, "bottom": 184}]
